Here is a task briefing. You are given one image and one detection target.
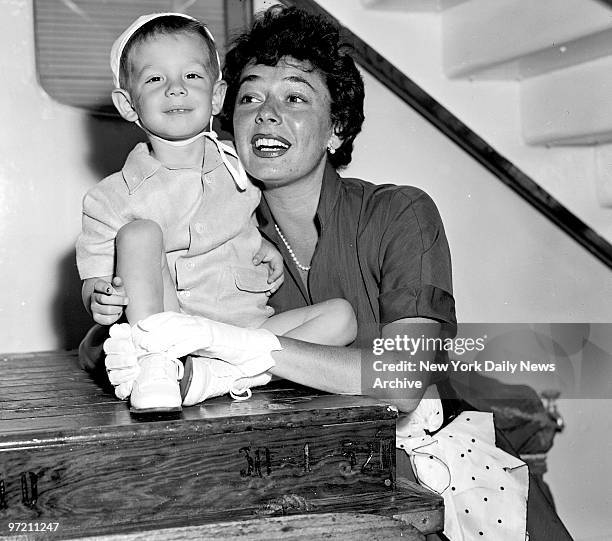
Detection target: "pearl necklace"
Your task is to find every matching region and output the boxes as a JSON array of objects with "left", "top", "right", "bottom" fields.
[{"left": 274, "top": 223, "right": 311, "bottom": 272}]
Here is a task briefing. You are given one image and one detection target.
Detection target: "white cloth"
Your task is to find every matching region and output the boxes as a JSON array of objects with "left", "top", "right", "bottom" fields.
[
  {"left": 110, "top": 12, "right": 220, "bottom": 88},
  {"left": 397, "top": 399, "right": 528, "bottom": 541},
  {"left": 133, "top": 311, "right": 282, "bottom": 374}
]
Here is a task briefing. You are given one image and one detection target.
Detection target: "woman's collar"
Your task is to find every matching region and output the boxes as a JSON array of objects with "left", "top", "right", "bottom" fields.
[
  {"left": 257, "top": 160, "right": 341, "bottom": 235},
  {"left": 315, "top": 161, "right": 343, "bottom": 229}
]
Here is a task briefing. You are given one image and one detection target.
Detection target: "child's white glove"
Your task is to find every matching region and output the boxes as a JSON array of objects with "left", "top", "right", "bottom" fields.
[
  {"left": 132, "top": 312, "right": 282, "bottom": 375},
  {"left": 103, "top": 323, "right": 141, "bottom": 400}
]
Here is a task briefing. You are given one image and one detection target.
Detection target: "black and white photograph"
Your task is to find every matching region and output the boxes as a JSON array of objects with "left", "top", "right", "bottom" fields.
[{"left": 1, "top": 1, "right": 611, "bottom": 539}]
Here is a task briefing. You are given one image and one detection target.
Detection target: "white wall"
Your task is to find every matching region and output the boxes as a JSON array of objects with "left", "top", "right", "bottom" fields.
[{"left": 0, "top": 0, "right": 144, "bottom": 352}]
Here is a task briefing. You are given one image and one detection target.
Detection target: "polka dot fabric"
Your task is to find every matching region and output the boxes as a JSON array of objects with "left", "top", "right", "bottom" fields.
[{"left": 397, "top": 403, "right": 528, "bottom": 540}]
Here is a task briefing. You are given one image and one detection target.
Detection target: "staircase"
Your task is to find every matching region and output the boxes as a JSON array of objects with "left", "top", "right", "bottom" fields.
[
  {"left": 361, "top": 0, "right": 612, "bottom": 210},
  {"left": 394, "top": 0, "right": 612, "bottom": 147}
]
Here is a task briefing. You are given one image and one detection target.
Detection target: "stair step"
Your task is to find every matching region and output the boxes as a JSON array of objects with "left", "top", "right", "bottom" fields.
[
  {"left": 443, "top": 0, "right": 612, "bottom": 79},
  {"left": 521, "top": 55, "right": 612, "bottom": 145},
  {"left": 362, "top": 0, "right": 468, "bottom": 11}
]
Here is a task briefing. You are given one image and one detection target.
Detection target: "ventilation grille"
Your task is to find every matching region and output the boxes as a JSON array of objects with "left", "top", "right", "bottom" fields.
[{"left": 34, "top": 0, "right": 250, "bottom": 114}]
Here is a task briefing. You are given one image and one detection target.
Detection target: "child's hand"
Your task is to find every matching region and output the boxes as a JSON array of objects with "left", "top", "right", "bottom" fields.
[
  {"left": 253, "top": 238, "right": 284, "bottom": 296},
  {"left": 91, "top": 276, "right": 129, "bottom": 325}
]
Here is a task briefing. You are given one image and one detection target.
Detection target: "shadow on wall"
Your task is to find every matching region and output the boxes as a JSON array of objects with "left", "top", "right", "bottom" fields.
[
  {"left": 85, "top": 112, "right": 146, "bottom": 180},
  {"left": 51, "top": 113, "right": 144, "bottom": 350},
  {"left": 52, "top": 248, "right": 92, "bottom": 350}
]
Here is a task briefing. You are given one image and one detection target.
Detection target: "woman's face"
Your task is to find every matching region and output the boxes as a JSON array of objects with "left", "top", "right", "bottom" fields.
[{"left": 232, "top": 57, "right": 338, "bottom": 188}]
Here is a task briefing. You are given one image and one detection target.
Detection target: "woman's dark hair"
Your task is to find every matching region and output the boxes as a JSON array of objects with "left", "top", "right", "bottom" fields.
[{"left": 221, "top": 5, "right": 365, "bottom": 169}]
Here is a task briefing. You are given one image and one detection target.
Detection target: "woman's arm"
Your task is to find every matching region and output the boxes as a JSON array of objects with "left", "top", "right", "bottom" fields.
[
  {"left": 270, "top": 317, "right": 439, "bottom": 413},
  {"left": 102, "top": 313, "right": 441, "bottom": 413}
]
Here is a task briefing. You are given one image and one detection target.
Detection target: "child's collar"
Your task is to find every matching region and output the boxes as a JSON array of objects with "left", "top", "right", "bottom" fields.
[
  {"left": 122, "top": 135, "right": 248, "bottom": 194},
  {"left": 134, "top": 111, "right": 248, "bottom": 191}
]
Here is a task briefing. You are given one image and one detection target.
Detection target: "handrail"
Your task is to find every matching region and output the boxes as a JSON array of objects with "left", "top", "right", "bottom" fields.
[{"left": 284, "top": 0, "right": 612, "bottom": 269}]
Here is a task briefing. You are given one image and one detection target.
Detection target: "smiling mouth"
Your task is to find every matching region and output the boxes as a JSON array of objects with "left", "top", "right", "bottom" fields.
[
  {"left": 165, "top": 108, "right": 192, "bottom": 114},
  {"left": 252, "top": 135, "right": 291, "bottom": 157}
]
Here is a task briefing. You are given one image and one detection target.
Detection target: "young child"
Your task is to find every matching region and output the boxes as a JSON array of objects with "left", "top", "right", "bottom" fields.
[{"left": 76, "top": 13, "right": 356, "bottom": 413}]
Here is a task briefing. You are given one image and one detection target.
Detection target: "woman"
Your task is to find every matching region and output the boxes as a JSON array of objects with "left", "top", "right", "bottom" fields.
[{"left": 98, "top": 6, "right": 571, "bottom": 540}]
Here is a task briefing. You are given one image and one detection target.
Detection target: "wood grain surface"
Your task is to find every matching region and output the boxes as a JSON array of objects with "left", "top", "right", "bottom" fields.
[
  {"left": 0, "top": 352, "right": 398, "bottom": 442},
  {"left": 0, "top": 351, "right": 443, "bottom": 538},
  {"left": 70, "top": 512, "right": 426, "bottom": 541}
]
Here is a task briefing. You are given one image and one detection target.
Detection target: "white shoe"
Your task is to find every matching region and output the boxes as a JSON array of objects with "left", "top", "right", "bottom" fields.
[
  {"left": 130, "top": 353, "right": 184, "bottom": 413},
  {"left": 181, "top": 356, "right": 271, "bottom": 406}
]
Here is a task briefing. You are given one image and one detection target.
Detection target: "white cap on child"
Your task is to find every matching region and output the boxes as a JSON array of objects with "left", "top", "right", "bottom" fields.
[
  {"left": 109, "top": 12, "right": 247, "bottom": 191},
  {"left": 110, "top": 12, "right": 220, "bottom": 89}
]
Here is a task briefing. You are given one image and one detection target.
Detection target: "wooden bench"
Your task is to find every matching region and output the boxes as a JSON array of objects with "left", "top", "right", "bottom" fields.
[
  {"left": 71, "top": 513, "right": 426, "bottom": 540},
  {"left": 0, "top": 351, "right": 443, "bottom": 539}
]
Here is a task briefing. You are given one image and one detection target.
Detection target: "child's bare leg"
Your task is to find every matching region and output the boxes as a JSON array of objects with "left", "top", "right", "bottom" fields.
[
  {"left": 115, "top": 219, "right": 182, "bottom": 412},
  {"left": 115, "top": 219, "right": 179, "bottom": 324},
  {"left": 261, "top": 298, "right": 357, "bottom": 346}
]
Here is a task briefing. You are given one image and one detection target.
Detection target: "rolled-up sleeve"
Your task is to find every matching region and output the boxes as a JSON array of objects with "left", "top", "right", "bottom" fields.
[
  {"left": 378, "top": 188, "right": 456, "bottom": 331},
  {"left": 76, "top": 189, "right": 125, "bottom": 280}
]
